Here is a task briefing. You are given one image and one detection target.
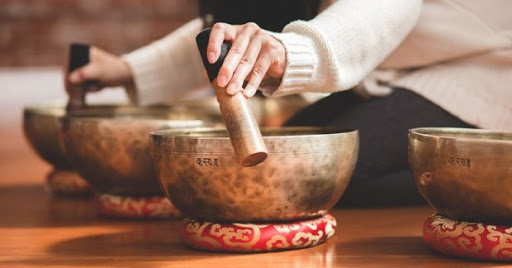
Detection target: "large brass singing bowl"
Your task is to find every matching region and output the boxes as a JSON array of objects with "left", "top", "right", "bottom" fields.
[
  {"left": 150, "top": 127, "right": 359, "bottom": 222},
  {"left": 409, "top": 127, "right": 512, "bottom": 225},
  {"left": 58, "top": 106, "right": 215, "bottom": 196},
  {"left": 24, "top": 105, "right": 70, "bottom": 169}
]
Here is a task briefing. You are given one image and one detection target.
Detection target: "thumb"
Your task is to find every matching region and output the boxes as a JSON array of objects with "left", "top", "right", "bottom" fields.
[{"left": 69, "top": 63, "right": 100, "bottom": 84}]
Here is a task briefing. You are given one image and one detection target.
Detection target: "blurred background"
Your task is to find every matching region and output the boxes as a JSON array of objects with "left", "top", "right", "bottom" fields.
[
  {"left": 1, "top": 0, "right": 198, "bottom": 182},
  {"left": 1, "top": 0, "right": 197, "bottom": 65}
]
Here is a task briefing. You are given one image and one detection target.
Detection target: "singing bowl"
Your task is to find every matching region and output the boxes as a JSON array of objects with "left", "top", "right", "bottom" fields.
[
  {"left": 168, "top": 95, "right": 309, "bottom": 127},
  {"left": 409, "top": 127, "right": 512, "bottom": 225},
  {"left": 150, "top": 127, "right": 359, "bottom": 222},
  {"left": 24, "top": 105, "right": 71, "bottom": 169},
  {"left": 23, "top": 100, "right": 225, "bottom": 163},
  {"left": 58, "top": 106, "right": 217, "bottom": 196}
]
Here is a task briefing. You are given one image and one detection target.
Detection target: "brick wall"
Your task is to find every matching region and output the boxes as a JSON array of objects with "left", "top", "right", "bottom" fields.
[{"left": 0, "top": 0, "right": 199, "bottom": 66}]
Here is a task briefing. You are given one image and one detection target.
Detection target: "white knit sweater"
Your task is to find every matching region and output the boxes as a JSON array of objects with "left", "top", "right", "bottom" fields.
[{"left": 123, "top": 0, "right": 512, "bottom": 131}]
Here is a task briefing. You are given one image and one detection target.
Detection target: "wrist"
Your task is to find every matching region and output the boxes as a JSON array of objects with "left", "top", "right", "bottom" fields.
[
  {"left": 261, "top": 31, "right": 317, "bottom": 97},
  {"left": 121, "top": 59, "right": 137, "bottom": 104},
  {"left": 120, "top": 59, "right": 135, "bottom": 88}
]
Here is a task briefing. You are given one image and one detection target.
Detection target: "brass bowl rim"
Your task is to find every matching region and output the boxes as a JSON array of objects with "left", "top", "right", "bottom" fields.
[
  {"left": 25, "top": 104, "right": 214, "bottom": 123},
  {"left": 24, "top": 105, "right": 65, "bottom": 117},
  {"left": 150, "top": 126, "right": 358, "bottom": 140},
  {"left": 59, "top": 116, "right": 205, "bottom": 124},
  {"left": 24, "top": 104, "right": 171, "bottom": 116},
  {"left": 409, "top": 127, "right": 512, "bottom": 144}
]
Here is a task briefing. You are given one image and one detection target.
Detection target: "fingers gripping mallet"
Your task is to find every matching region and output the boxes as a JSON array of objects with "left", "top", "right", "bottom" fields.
[
  {"left": 196, "top": 28, "right": 268, "bottom": 167},
  {"left": 66, "top": 43, "right": 90, "bottom": 111}
]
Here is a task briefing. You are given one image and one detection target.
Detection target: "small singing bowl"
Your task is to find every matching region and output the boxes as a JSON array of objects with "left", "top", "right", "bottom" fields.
[
  {"left": 59, "top": 106, "right": 217, "bottom": 196},
  {"left": 150, "top": 127, "right": 359, "bottom": 222},
  {"left": 409, "top": 127, "right": 512, "bottom": 225}
]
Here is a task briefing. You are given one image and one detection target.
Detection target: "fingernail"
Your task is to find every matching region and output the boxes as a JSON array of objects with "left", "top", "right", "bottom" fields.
[
  {"left": 227, "top": 83, "right": 237, "bottom": 94},
  {"left": 208, "top": 52, "right": 216, "bottom": 63},
  {"left": 217, "top": 75, "right": 227, "bottom": 87},
  {"left": 244, "top": 87, "right": 255, "bottom": 97}
]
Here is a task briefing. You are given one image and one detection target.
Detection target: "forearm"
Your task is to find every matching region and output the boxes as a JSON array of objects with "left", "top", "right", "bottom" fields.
[
  {"left": 262, "top": 0, "right": 423, "bottom": 97},
  {"left": 122, "top": 18, "right": 210, "bottom": 105}
]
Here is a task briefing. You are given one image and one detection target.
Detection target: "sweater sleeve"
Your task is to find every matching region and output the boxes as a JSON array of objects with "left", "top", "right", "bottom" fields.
[
  {"left": 122, "top": 18, "right": 210, "bottom": 105},
  {"left": 260, "top": 0, "right": 423, "bottom": 97}
]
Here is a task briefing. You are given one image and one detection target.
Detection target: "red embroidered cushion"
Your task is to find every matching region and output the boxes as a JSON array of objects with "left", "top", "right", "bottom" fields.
[
  {"left": 96, "top": 193, "right": 182, "bottom": 219},
  {"left": 424, "top": 213, "right": 512, "bottom": 261},
  {"left": 182, "top": 214, "right": 336, "bottom": 252}
]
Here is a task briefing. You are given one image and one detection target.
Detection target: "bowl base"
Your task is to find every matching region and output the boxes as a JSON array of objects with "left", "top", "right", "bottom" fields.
[
  {"left": 182, "top": 213, "right": 336, "bottom": 252},
  {"left": 46, "top": 169, "right": 93, "bottom": 196},
  {"left": 96, "top": 193, "right": 182, "bottom": 219},
  {"left": 424, "top": 213, "right": 512, "bottom": 262}
]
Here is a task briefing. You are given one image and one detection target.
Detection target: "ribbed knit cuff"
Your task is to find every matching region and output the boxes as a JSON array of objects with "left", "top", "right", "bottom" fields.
[{"left": 261, "top": 32, "right": 317, "bottom": 97}]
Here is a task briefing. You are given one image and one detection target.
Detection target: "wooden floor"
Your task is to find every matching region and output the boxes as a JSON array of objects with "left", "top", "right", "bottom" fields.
[{"left": 0, "top": 128, "right": 501, "bottom": 267}]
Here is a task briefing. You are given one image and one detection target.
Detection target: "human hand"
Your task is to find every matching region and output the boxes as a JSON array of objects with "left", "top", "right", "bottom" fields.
[
  {"left": 207, "top": 22, "right": 286, "bottom": 97},
  {"left": 67, "top": 46, "right": 134, "bottom": 92}
]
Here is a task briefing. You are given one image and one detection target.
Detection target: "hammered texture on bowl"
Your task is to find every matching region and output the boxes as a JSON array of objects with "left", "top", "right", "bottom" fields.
[
  {"left": 60, "top": 116, "right": 207, "bottom": 196},
  {"left": 151, "top": 127, "right": 358, "bottom": 223}
]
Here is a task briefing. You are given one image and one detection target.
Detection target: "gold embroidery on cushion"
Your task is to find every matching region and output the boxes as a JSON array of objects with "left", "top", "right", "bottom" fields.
[
  {"left": 487, "top": 226, "right": 512, "bottom": 259},
  {"left": 292, "top": 231, "right": 324, "bottom": 247},
  {"left": 266, "top": 235, "right": 289, "bottom": 250},
  {"left": 185, "top": 221, "right": 221, "bottom": 249},
  {"left": 209, "top": 224, "right": 260, "bottom": 248},
  {"left": 305, "top": 222, "right": 318, "bottom": 230},
  {"left": 429, "top": 214, "right": 484, "bottom": 254},
  {"left": 325, "top": 221, "right": 335, "bottom": 238},
  {"left": 274, "top": 224, "right": 301, "bottom": 233}
]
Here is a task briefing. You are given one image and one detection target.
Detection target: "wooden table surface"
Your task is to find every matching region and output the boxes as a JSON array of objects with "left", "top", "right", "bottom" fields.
[{"left": 0, "top": 128, "right": 503, "bottom": 267}]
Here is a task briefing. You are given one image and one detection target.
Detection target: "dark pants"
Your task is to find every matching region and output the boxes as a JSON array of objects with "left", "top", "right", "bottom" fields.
[{"left": 285, "top": 88, "right": 473, "bottom": 207}]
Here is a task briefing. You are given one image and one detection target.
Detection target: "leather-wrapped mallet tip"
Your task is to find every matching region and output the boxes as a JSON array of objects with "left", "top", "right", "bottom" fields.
[
  {"left": 66, "top": 43, "right": 90, "bottom": 111},
  {"left": 195, "top": 28, "right": 268, "bottom": 168},
  {"left": 196, "top": 28, "right": 231, "bottom": 82},
  {"left": 69, "top": 43, "right": 90, "bottom": 73}
]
